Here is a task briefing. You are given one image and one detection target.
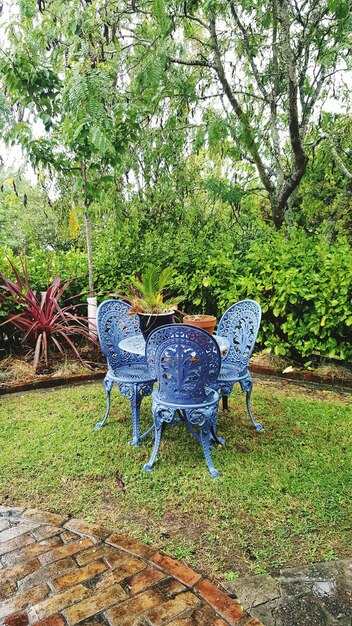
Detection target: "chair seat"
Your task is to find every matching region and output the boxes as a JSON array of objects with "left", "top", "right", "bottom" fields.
[
  {"left": 217, "top": 363, "right": 249, "bottom": 382},
  {"left": 152, "top": 387, "right": 219, "bottom": 409},
  {"left": 107, "top": 364, "right": 155, "bottom": 384}
]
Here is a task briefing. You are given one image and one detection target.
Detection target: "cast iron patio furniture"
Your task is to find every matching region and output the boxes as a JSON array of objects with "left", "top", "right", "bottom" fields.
[
  {"left": 118, "top": 332, "right": 229, "bottom": 357},
  {"left": 96, "top": 299, "right": 155, "bottom": 445},
  {"left": 143, "top": 324, "right": 223, "bottom": 477},
  {"left": 212, "top": 299, "right": 264, "bottom": 432}
]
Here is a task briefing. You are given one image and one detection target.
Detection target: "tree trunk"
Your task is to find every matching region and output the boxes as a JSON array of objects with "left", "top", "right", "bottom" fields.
[
  {"left": 271, "top": 201, "right": 285, "bottom": 230},
  {"left": 84, "top": 209, "right": 94, "bottom": 297},
  {"left": 270, "top": 159, "right": 308, "bottom": 230}
]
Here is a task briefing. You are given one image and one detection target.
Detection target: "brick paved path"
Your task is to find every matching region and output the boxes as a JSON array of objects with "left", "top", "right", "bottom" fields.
[{"left": 0, "top": 507, "right": 263, "bottom": 626}]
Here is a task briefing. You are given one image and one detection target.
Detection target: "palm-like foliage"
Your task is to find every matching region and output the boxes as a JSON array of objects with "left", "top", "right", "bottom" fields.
[
  {"left": 127, "top": 265, "right": 183, "bottom": 314},
  {"left": 0, "top": 258, "right": 93, "bottom": 371}
]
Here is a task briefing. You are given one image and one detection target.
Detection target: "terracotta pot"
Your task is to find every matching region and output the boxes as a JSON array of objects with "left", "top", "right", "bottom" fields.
[
  {"left": 138, "top": 312, "right": 175, "bottom": 340},
  {"left": 183, "top": 314, "right": 217, "bottom": 335}
]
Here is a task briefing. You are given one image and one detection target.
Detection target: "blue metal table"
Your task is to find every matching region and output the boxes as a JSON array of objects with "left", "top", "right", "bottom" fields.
[{"left": 119, "top": 333, "right": 230, "bottom": 356}]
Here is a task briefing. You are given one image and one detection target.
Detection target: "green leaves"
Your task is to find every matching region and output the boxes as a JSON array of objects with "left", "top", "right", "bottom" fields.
[
  {"left": 19, "top": 0, "right": 36, "bottom": 19},
  {"left": 151, "top": 0, "right": 169, "bottom": 32},
  {"left": 327, "top": 0, "right": 351, "bottom": 19},
  {"left": 207, "top": 115, "right": 229, "bottom": 152},
  {"left": 228, "top": 229, "right": 352, "bottom": 361},
  {"left": 63, "top": 67, "right": 116, "bottom": 156},
  {"left": 0, "top": 51, "right": 61, "bottom": 124},
  {"left": 127, "top": 265, "right": 183, "bottom": 314},
  {"left": 89, "top": 127, "right": 114, "bottom": 156},
  {"left": 205, "top": 177, "right": 244, "bottom": 206}
]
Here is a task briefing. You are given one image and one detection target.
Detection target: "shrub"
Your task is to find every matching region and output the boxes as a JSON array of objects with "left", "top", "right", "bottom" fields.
[
  {"left": 0, "top": 258, "right": 93, "bottom": 371},
  {"left": 222, "top": 230, "right": 352, "bottom": 362},
  {"left": 1, "top": 223, "right": 351, "bottom": 364},
  {"left": 0, "top": 247, "right": 88, "bottom": 299}
]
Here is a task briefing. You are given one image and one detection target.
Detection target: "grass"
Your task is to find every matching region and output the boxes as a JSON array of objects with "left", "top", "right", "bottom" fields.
[{"left": 0, "top": 378, "right": 351, "bottom": 580}]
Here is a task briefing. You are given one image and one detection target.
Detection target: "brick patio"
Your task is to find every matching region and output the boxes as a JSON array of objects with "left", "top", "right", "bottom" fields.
[{"left": 0, "top": 507, "right": 263, "bottom": 626}]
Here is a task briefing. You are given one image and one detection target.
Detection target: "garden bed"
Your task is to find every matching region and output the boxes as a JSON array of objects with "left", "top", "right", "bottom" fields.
[
  {"left": 1, "top": 350, "right": 352, "bottom": 396},
  {"left": 0, "top": 346, "right": 106, "bottom": 395},
  {"left": 250, "top": 352, "right": 352, "bottom": 388}
]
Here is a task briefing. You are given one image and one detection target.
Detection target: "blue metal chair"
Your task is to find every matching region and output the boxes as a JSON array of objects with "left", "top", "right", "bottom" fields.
[
  {"left": 213, "top": 300, "right": 264, "bottom": 432},
  {"left": 143, "top": 324, "right": 222, "bottom": 478},
  {"left": 96, "top": 299, "right": 155, "bottom": 445}
]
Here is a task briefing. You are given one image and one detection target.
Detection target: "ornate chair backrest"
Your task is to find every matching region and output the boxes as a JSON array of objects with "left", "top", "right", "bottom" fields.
[
  {"left": 218, "top": 300, "right": 261, "bottom": 372},
  {"left": 146, "top": 324, "right": 221, "bottom": 404},
  {"left": 97, "top": 299, "right": 143, "bottom": 370}
]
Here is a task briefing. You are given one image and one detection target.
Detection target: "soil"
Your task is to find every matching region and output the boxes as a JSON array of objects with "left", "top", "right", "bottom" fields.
[
  {"left": 184, "top": 315, "right": 217, "bottom": 321},
  {"left": 250, "top": 351, "right": 352, "bottom": 386},
  {"left": 0, "top": 344, "right": 105, "bottom": 388}
]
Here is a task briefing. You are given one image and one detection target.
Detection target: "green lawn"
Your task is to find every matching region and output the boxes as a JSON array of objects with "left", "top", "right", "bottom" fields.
[{"left": 0, "top": 379, "right": 351, "bottom": 581}]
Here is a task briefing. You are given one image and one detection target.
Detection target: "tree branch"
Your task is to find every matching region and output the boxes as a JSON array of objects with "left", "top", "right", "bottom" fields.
[
  {"left": 172, "top": 12, "right": 209, "bottom": 31},
  {"left": 322, "top": 133, "right": 352, "bottom": 180},
  {"left": 270, "top": 0, "right": 283, "bottom": 185},
  {"left": 279, "top": 0, "right": 307, "bottom": 171},
  {"left": 300, "top": 67, "right": 326, "bottom": 136},
  {"left": 209, "top": 11, "right": 273, "bottom": 195},
  {"left": 229, "top": 1, "right": 270, "bottom": 102},
  {"left": 167, "top": 56, "right": 215, "bottom": 69}
]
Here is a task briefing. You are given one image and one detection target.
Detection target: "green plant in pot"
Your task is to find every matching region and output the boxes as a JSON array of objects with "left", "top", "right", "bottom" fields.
[{"left": 127, "top": 265, "right": 183, "bottom": 339}]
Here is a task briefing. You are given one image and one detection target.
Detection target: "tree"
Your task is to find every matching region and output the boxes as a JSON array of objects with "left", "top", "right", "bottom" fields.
[
  {"left": 129, "top": 0, "right": 351, "bottom": 228},
  {"left": 297, "top": 113, "right": 352, "bottom": 237},
  {"left": 0, "top": 167, "right": 60, "bottom": 251},
  {"left": 1, "top": 0, "right": 350, "bottom": 234},
  {"left": 0, "top": 0, "right": 139, "bottom": 293}
]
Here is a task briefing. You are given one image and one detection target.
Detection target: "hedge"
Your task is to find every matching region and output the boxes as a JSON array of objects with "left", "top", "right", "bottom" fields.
[{"left": 1, "top": 226, "right": 351, "bottom": 363}]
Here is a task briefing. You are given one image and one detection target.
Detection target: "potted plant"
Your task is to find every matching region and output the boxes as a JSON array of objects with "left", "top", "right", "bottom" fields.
[
  {"left": 127, "top": 265, "right": 183, "bottom": 339},
  {"left": 183, "top": 314, "right": 217, "bottom": 335}
]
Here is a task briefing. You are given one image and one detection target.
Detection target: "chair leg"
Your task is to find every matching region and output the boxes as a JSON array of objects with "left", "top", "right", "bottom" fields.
[
  {"left": 222, "top": 395, "right": 229, "bottom": 410},
  {"left": 240, "top": 374, "right": 264, "bottom": 432},
  {"left": 138, "top": 423, "right": 155, "bottom": 442},
  {"left": 144, "top": 406, "right": 176, "bottom": 472},
  {"left": 143, "top": 426, "right": 162, "bottom": 472},
  {"left": 95, "top": 377, "right": 113, "bottom": 430},
  {"left": 186, "top": 407, "right": 220, "bottom": 478},
  {"left": 200, "top": 422, "right": 220, "bottom": 478},
  {"left": 211, "top": 403, "right": 225, "bottom": 446},
  {"left": 183, "top": 410, "right": 202, "bottom": 443},
  {"left": 118, "top": 382, "right": 154, "bottom": 446},
  {"left": 210, "top": 423, "right": 225, "bottom": 447},
  {"left": 129, "top": 389, "right": 143, "bottom": 446},
  {"left": 184, "top": 414, "right": 224, "bottom": 448}
]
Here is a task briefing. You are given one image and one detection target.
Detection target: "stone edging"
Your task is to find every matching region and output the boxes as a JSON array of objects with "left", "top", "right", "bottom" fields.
[
  {"left": 250, "top": 363, "right": 352, "bottom": 389},
  {"left": 0, "top": 506, "right": 264, "bottom": 626},
  {"left": 0, "top": 371, "right": 106, "bottom": 396}
]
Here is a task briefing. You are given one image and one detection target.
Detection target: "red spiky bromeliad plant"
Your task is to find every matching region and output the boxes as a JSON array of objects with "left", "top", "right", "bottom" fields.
[{"left": 0, "top": 258, "right": 94, "bottom": 372}]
